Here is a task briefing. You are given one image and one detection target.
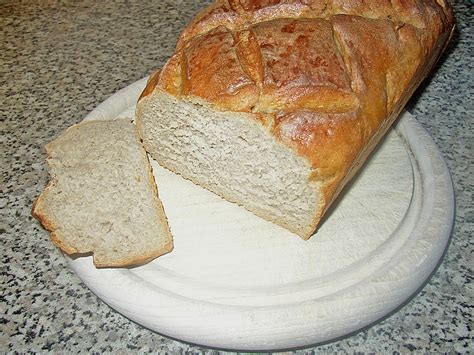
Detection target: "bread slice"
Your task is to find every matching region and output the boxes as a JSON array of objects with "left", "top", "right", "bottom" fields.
[
  {"left": 33, "top": 119, "right": 173, "bottom": 267},
  {"left": 136, "top": 0, "right": 454, "bottom": 240}
]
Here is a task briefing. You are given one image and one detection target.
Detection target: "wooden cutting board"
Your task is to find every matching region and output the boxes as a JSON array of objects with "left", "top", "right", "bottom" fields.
[{"left": 69, "top": 78, "right": 454, "bottom": 351}]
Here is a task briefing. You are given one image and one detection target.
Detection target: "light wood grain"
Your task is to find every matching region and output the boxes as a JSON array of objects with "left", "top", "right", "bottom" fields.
[{"left": 69, "top": 78, "right": 454, "bottom": 351}]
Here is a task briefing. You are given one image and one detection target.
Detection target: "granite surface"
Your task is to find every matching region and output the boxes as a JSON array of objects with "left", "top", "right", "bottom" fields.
[{"left": 1, "top": 0, "right": 472, "bottom": 353}]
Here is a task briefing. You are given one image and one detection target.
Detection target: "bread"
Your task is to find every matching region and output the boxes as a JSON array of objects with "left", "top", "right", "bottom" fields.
[
  {"left": 136, "top": 0, "right": 454, "bottom": 239},
  {"left": 33, "top": 119, "right": 173, "bottom": 267}
]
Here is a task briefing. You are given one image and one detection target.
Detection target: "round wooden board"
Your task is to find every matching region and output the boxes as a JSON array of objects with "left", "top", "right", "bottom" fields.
[{"left": 70, "top": 78, "right": 454, "bottom": 350}]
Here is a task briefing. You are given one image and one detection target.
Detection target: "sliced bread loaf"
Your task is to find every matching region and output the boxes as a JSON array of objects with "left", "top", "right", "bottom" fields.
[
  {"left": 136, "top": 0, "right": 454, "bottom": 239},
  {"left": 33, "top": 119, "right": 173, "bottom": 267}
]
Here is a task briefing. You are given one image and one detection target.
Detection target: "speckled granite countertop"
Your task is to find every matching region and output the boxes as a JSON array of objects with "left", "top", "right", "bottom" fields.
[{"left": 1, "top": 0, "right": 472, "bottom": 353}]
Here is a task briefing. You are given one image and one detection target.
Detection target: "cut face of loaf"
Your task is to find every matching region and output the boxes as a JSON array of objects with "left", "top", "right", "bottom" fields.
[
  {"left": 33, "top": 120, "right": 173, "bottom": 267},
  {"left": 136, "top": 92, "right": 323, "bottom": 238},
  {"left": 136, "top": 0, "right": 454, "bottom": 239}
]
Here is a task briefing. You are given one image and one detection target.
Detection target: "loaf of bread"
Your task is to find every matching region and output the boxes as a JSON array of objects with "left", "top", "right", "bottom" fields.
[
  {"left": 136, "top": 0, "right": 454, "bottom": 239},
  {"left": 33, "top": 120, "right": 173, "bottom": 267}
]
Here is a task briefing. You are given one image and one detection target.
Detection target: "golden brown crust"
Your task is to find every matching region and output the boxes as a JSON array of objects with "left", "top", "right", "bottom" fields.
[
  {"left": 139, "top": 0, "right": 454, "bottom": 236},
  {"left": 138, "top": 69, "right": 162, "bottom": 101}
]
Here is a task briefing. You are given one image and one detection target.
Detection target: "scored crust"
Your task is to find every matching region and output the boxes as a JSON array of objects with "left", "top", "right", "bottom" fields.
[{"left": 137, "top": 0, "right": 454, "bottom": 238}]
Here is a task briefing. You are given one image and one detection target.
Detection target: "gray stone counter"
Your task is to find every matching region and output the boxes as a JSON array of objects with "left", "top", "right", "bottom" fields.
[{"left": 2, "top": 0, "right": 472, "bottom": 352}]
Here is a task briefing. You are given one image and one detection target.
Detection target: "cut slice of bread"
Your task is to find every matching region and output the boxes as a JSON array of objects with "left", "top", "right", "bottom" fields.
[{"left": 33, "top": 119, "right": 173, "bottom": 267}]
